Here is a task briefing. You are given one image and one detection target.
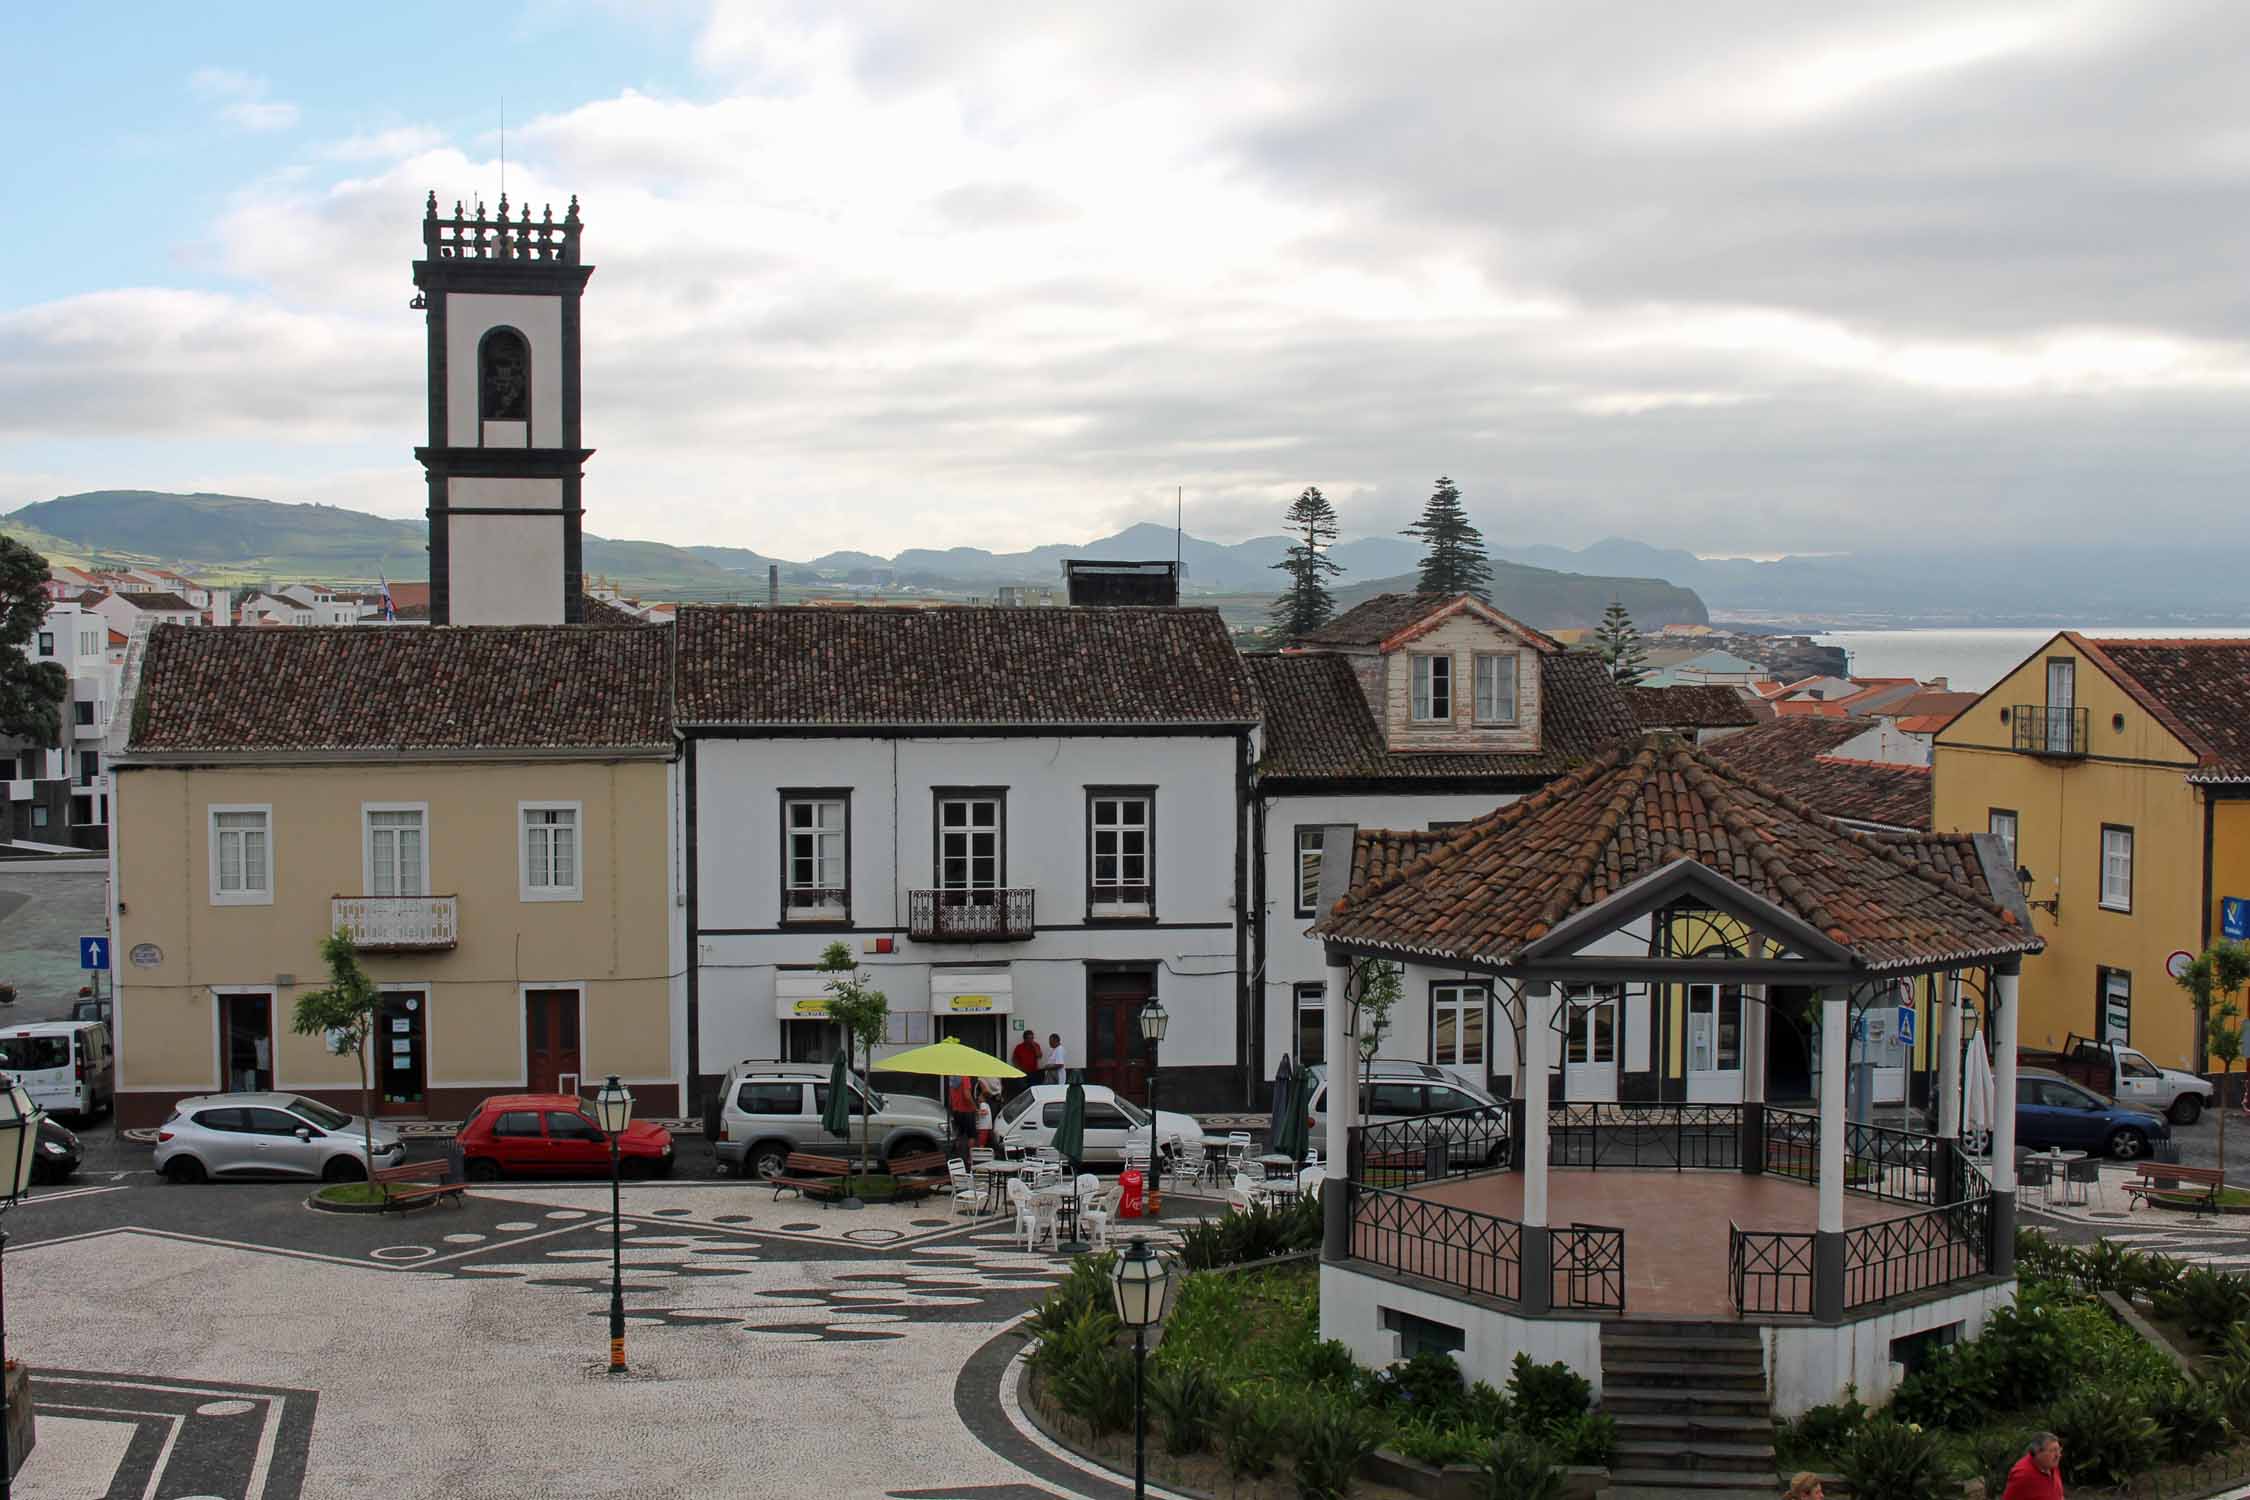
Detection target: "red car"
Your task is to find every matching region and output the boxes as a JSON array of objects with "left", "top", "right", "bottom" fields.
[{"left": 456, "top": 1094, "right": 674, "bottom": 1181}]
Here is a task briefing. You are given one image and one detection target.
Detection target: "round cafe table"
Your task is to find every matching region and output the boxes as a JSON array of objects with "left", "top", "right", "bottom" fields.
[{"left": 972, "top": 1158, "right": 1027, "bottom": 1215}]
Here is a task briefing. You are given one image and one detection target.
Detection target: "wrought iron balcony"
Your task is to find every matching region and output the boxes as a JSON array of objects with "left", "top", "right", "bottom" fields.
[
  {"left": 333, "top": 895, "right": 459, "bottom": 951},
  {"left": 2010, "top": 704, "right": 2088, "bottom": 757},
  {"left": 907, "top": 887, "right": 1035, "bottom": 942}
]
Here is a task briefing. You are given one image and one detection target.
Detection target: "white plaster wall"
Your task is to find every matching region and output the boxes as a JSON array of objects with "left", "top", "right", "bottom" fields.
[
  {"left": 1765, "top": 1280, "right": 2014, "bottom": 1417},
  {"left": 1320, "top": 1262, "right": 1603, "bottom": 1399},
  {"left": 446, "top": 292, "right": 564, "bottom": 446},
  {"left": 447, "top": 516, "right": 564, "bottom": 625},
  {"left": 449, "top": 477, "right": 563, "bottom": 511}
]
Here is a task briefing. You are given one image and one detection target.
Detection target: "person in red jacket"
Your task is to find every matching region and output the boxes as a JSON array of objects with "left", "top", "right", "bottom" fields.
[
  {"left": 1008, "top": 1033, "right": 1044, "bottom": 1099},
  {"left": 2001, "top": 1432, "right": 2064, "bottom": 1499},
  {"left": 947, "top": 1075, "right": 979, "bottom": 1165}
]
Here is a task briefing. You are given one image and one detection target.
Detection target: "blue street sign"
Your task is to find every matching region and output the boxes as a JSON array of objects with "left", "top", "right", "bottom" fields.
[
  {"left": 1896, "top": 1005, "right": 1916, "bottom": 1048},
  {"left": 79, "top": 936, "right": 106, "bottom": 970},
  {"left": 2225, "top": 896, "right": 2250, "bottom": 942}
]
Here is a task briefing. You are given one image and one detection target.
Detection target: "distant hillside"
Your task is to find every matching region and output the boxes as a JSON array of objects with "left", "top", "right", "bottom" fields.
[
  {"left": 1328, "top": 565, "right": 1707, "bottom": 633},
  {"left": 10, "top": 490, "right": 427, "bottom": 577}
]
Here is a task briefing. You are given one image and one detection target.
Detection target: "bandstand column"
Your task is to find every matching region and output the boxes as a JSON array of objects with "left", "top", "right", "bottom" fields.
[
  {"left": 1321, "top": 948, "right": 1355, "bottom": 1265},
  {"left": 1813, "top": 985, "right": 1847, "bottom": 1323},
  {"left": 1518, "top": 979, "right": 1554, "bottom": 1314},
  {"left": 1740, "top": 982, "right": 1767, "bottom": 1175},
  {"left": 1990, "top": 960, "right": 2020, "bottom": 1276},
  {"left": 1935, "top": 971, "right": 1964, "bottom": 1205}
]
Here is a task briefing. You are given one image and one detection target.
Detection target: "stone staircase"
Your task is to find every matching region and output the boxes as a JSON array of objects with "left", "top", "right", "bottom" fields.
[{"left": 1600, "top": 1319, "right": 1778, "bottom": 1499}]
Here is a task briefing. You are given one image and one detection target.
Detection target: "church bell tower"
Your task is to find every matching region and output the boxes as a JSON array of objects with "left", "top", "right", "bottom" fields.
[{"left": 412, "top": 191, "right": 594, "bottom": 625}]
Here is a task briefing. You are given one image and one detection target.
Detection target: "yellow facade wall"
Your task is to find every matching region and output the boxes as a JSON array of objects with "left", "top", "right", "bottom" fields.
[
  {"left": 2214, "top": 797, "right": 2250, "bottom": 958},
  {"left": 1934, "top": 638, "right": 2207, "bottom": 1068},
  {"left": 111, "top": 757, "right": 673, "bottom": 1121}
]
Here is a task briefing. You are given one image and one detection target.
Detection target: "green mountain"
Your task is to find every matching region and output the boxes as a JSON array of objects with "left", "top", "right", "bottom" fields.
[{"left": 1325, "top": 563, "right": 1706, "bottom": 633}]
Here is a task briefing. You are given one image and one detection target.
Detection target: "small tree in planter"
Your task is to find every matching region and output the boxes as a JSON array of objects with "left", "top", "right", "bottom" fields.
[
  {"left": 289, "top": 929, "right": 382, "bottom": 1190},
  {"left": 818, "top": 941, "right": 889, "bottom": 1184},
  {"left": 1353, "top": 958, "right": 1403, "bottom": 1095},
  {"left": 2179, "top": 939, "right": 2250, "bottom": 1180}
]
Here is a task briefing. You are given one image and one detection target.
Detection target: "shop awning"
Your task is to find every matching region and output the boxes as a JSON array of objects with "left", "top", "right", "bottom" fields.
[
  {"left": 775, "top": 970, "right": 833, "bottom": 1020},
  {"left": 931, "top": 968, "right": 1012, "bottom": 1016}
]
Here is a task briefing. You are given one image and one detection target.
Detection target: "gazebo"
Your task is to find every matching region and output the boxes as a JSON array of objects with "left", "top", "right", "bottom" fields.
[{"left": 1307, "top": 735, "right": 2042, "bottom": 1418}]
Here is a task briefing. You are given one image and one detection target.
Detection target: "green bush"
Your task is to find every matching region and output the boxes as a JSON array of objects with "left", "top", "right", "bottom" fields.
[
  {"left": 1836, "top": 1416, "right": 1952, "bottom": 1500},
  {"left": 1299, "top": 1337, "right": 1359, "bottom": 1390},
  {"left": 1506, "top": 1352, "right": 1592, "bottom": 1430},
  {"left": 1888, "top": 1341, "right": 1999, "bottom": 1431},
  {"left": 2155, "top": 1265, "right": 2250, "bottom": 1348},
  {"left": 1374, "top": 1350, "right": 1465, "bottom": 1417},
  {"left": 1539, "top": 1410, "right": 1617, "bottom": 1467},
  {"left": 1785, "top": 1387, "right": 1870, "bottom": 1458},
  {"left": 1387, "top": 1419, "right": 1485, "bottom": 1467},
  {"left": 2047, "top": 1385, "right": 2163, "bottom": 1486},
  {"left": 1152, "top": 1264, "right": 1319, "bottom": 1388},
  {"left": 2149, "top": 1377, "right": 2231, "bottom": 1461},
  {"left": 1966, "top": 1431, "right": 2025, "bottom": 1500},
  {"left": 1218, "top": 1390, "right": 1285, "bottom": 1480},
  {"left": 1025, "top": 1252, "right": 1120, "bottom": 1344},
  {"left": 1174, "top": 1194, "right": 1323, "bottom": 1271},
  {"left": 1286, "top": 1393, "right": 1385, "bottom": 1500},
  {"left": 1472, "top": 1431, "right": 1565, "bottom": 1500},
  {"left": 1147, "top": 1362, "right": 1220, "bottom": 1456},
  {"left": 1461, "top": 1379, "right": 1511, "bottom": 1432},
  {"left": 1049, "top": 1341, "right": 1137, "bottom": 1436}
]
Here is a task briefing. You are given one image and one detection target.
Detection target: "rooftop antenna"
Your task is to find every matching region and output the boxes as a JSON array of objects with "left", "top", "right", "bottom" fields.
[
  {"left": 499, "top": 98, "right": 506, "bottom": 200},
  {"left": 1175, "top": 486, "right": 1183, "bottom": 578}
]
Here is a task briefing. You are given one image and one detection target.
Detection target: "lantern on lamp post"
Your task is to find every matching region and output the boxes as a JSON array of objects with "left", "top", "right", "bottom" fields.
[
  {"left": 0, "top": 1074, "right": 44, "bottom": 1500},
  {"left": 1109, "top": 1236, "right": 1178, "bottom": 1500},
  {"left": 592, "top": 1075, "right": 634, "bottom": 1375},
  {"left": 1136, "top": 997, "right": 1168, "bottom": 1203}
]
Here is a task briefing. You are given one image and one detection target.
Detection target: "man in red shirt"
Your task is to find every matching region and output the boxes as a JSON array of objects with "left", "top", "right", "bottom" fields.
[
  {"left": 947, "top": 1075, "right": 979, "bottom": 1165},
  {"left": 2001, "top": 1432, "right": 2063, "bottom": 1499},
  {"left": 1008, "top": 1033, "right": 1044, "bottom": 1098}
]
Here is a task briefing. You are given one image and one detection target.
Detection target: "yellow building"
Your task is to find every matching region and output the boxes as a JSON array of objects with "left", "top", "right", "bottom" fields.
[
  {"left": 110, "top": 623, "right": 678, "bottom": 1127},
  {"left": 1933, "top": 634, "right": 2250, "bottom": 1072}
]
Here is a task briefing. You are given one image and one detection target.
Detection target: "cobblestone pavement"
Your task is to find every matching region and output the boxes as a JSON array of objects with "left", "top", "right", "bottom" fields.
[{"left": 4, "top": 1175, "right": 1214, "bottom": 1499}]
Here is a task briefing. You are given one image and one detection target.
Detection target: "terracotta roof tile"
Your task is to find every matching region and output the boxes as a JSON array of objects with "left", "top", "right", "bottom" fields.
[
  {"left": 675, "top": 605, "right": 1257, "bottom": 727},
  {"left": 1707, "top": 718, "right": 1931, "bottom": 829},
  {"left": 1246, "top": 651, "right": 1639, "bottom": 783},
  {"left": 1316, "top": 735, "right": 2034, "bottom": 971},
  {"left": 127, "top": 623, "right": 673, "bottom": 755},
  {"left": 1294, "top": 592, "right": 1560, "bottom": 651},
  {"left": 2073, "top": 636, "right": 2250, "bottom": 783},
  {"left": 1626, "top": 684, "right": 1758, "bottom": 731},
  {"left": 115, "top": 591, "right": 195, "bottom": 612}
]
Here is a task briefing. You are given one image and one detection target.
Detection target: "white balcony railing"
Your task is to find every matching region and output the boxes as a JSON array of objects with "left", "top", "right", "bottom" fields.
[{"left": 332, "top": 895, "right": 459, "bottom": 951}]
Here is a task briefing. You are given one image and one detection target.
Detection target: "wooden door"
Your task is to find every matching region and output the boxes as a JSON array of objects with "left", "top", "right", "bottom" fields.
[
  {"left": 525, "top": 989, "right": 581, "bottom": 1096},
  {"left": 376, "top": 991, "right": 427, "bottom": 1116},
  {"left": 1085, "top": 971, "right": 1152, "bottom": 1103},
  {"left": 218, "top": 993, "right": 273, "bottom": 1093}
]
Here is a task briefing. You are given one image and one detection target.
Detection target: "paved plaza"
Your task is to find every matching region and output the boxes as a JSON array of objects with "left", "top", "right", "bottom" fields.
[{"left": 4, "top": 1175, "right": 1200, "bottom": 1499}]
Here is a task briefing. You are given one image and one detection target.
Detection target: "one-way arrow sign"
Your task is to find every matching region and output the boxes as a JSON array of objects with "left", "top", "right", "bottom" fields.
[{"left": 79, "top": 936, "right": 106, "bottom": 970}]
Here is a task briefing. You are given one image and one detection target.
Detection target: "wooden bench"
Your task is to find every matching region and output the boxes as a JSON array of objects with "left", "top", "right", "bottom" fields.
[
  {"left": 886, "top": 1151, "right": 950, "bottom": 1200},
  {"left": 770, "top": 1152, "right": 857, "bottom": 1202},
  {"left": 374, "top": 1159, "right": 466, "bottom": 1210},
  {"left": 2126, "top": 1162, "right": 2224, "bottom": 1214}
]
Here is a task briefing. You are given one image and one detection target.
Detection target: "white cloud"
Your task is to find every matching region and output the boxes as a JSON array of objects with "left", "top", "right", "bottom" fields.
[
  {"left": 321, "top": 126, "right": 443, "bottom": 162},
  {"left": 190, "top": 66, "right": 300, "bottom": 132}
]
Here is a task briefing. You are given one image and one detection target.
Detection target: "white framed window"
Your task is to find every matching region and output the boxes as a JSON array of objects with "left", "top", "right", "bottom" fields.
[
  {"left": 1294, "top": 827, "right": 1326, "bottom": 917},
  {"left": 1431, "top": 983, "right": 1488, "bottom": 1068},
  {"left": 1410, "top": 653, "right": 1452, "bottom": 722},
  {"left": 935, "top": 793, "right": 1003, "bottom": 890},
  {"left": 209, "top": 804, "right": 273, "bottom": 906},
  {"left": 364, "top": 804, "right": 429, "bottom": 898},
  {"left": 1088, "top": 789, "right": 1153, "bottom": 914},
  {"left": 520, "top": 802, "right": 582, "bottom": 902},
  {"left": 76, "top": 629, "right": 98, "bottom": 658},
  {"left": 1473, "top": 653, "right": 1518, "bottom": 724},
  {"left": 782, "top": 793, "right": 849, "bottom": 919},
  {"left": 1988, "top": 809, "right": 2018, "bottom": 868},
  {"left": 1294, "top": 982, "right": 1326, "bottom": 1066},
  {"left": 2100, "top": 825, "right": 2133, "bottom": 912}
]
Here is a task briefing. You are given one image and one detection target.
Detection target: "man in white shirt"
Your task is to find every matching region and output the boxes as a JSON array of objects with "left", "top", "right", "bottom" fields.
[{"left": 1045, "top": 1033, "right": 1069, "bottom": 1083}]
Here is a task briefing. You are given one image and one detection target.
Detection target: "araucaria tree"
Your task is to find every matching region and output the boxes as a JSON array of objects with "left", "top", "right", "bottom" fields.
[
  {"left": 1594, "top": 599, "right": 1651, "bottom": 686},
  {"left": 1401, "top": 476, "right": 1491, "bottom": 597},
  {"left": 1269, "top": 486, "right": 1345, "bottom": 638},
  {"left": 818, "top": 941, "right": 890, "bottom": 1181},
  {"left": 0, "top": 538, "right": 68, "bottom": 746},
  {"left": 290, "top": 930, "right": 384, "bottom": 1188},
  {"left": 2179, "top": 940, "right": 2250, "bottom": 1179}
]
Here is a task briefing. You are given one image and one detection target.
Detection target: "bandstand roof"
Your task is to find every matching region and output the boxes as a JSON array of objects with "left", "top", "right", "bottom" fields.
[{"left": 1314, "top": 734, "right": 2040, "bottom": 977}]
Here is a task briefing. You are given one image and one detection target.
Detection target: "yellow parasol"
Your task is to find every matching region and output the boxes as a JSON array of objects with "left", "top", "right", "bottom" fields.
[{"left": 869, "top": 1036, "right": 1024, "bottom": 1079}]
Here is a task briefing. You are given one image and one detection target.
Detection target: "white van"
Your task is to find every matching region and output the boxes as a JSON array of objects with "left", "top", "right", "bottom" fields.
[{"left": 0, "top": 1021, "right": 113, "bottom": 1119}]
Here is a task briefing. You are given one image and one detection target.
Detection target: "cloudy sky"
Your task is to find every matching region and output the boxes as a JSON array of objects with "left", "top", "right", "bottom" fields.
[{"left": 5, "top": 2, "right": 2249, "bottom": 559}]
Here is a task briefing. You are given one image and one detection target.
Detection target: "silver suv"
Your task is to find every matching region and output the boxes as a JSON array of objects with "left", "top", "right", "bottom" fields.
[
  {"left": 705, "top": 1061, "right": 950, "bottom": 1180},
  {"left": 1305, "top": 1061, "right": 1511, "bottom": 1168}
]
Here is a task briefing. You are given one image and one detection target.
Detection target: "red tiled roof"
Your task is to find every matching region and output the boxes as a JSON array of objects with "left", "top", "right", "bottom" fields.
[
  {"left": 1886, "top": 690, "right": 1976, "bottom": 724},
  {"left": 1706, "top": 717, "right": 1931, "bottom": 829},
  {"left": 675, "top": 605, "right": 1257, "bottom": 727},
  {"left": 127, "top": 624, "right": 673, "bottom": 755},
  {"left": 1626, "top": 684, "right": 1758, "bottom": 731},
  {"left": 115, "top": 591, "right": 195, "bottom": 612},
  {"left": 1351, "top": 829, "right": 1446, "bottom": 888},
  {"left": 1246, "top": 650, "right": 1639, "bottom": 783},
  {"left": 2071, "top": 635, "right": 2250, "bottom": 783},
  {"left": 1315, "top": 735, "right": 2033, "bottom": 971},
  {"left": 578, "top": 594, "right": 642, "bottom": 627},
  {"left": 1295, "top": 593, "right": 1559, "bottom": 651}
]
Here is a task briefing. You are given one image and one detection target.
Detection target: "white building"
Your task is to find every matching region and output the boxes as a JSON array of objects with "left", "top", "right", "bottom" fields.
[
  {"left": 1249, "top": 594, "right": 1642, "bottom": 1101},
  {"left": 4, "top": 596, "right": 127, "bottom": 845},
  {"left": 674, "top": 603, "right": 1258, "bottom": 1113}
]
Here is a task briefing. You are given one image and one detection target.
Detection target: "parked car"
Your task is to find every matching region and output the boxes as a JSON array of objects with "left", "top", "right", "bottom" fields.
[
  {"left": 2021, "top": 1034, "right": 2213, "bottom": 1125},
  {"left": 2016, "top": 1068, "right": 2172, "bottom": 1160},
  {"left": 992, "top": 1084, "right": 1202, "bottom": 1165},
  {"left": 156, "top": 1093, "right": 406, "bottom": 1183},
  {"left": 704, "top": 1061, "right": 950, "bottom": 1180},
  {"left": 456, "top": 1093, "right": 675, "bottom": 1181},
  {"left": 32, "top": 1116, "right": 81, "bottom": 1184},
  {"left": 0, "top": 1020, "right": 113, "bottom": 1120},
  {"left": 1303, "top": 1061, "right": 1511, "bottom": 1167}
]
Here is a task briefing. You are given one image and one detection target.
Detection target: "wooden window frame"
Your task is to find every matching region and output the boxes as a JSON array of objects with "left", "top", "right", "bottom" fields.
[
  {"left": 1085, "top": 786, "right": 1155, "bottom": 922},
  {"left": 1428, "top": 980, "right": 1490, "bottom": 1069},
  {"left": 2099, "top": 823, "right": 2134, "bottom": 913},
  {"left": 933, "top": 787, "right": 1008, "bottom": 893},
  {"left": 1410, "top": 652, "right": 1453, "bottom": 723},
  {"left": 779, "top": 789, "right": 853, "bottom": 924},
  {"left": 209, "top": 803, "right": 274, "bottom": 906},
  {"left": 1987, "top": 808, "right": 2019, "bottom": 867},
  {"left": 1293, "top": 825, "right": 1327, "bottom": 918},
  {"left": 1472, "top": 651, "right": 1519, "bottom": 725}
]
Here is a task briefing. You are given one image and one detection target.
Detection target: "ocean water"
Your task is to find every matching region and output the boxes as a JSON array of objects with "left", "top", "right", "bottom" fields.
[{"left": 1812, "top": 627, "right": 2250, "bottom": 694}]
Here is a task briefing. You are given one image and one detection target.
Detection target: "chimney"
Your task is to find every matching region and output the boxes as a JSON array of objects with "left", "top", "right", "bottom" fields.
[{"left": 767, "top": 564, "right": 779, "bottom": 609}]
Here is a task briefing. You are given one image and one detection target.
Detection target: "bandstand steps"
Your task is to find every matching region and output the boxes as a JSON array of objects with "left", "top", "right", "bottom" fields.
[{"left": 1600, "top": 1320, "right": 1776, "bottom": 1493}]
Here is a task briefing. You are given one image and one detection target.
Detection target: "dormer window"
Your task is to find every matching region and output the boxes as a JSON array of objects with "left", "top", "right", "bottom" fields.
[
  {"left": 1474, "top": 652, "right": 1519, "bottom": 724},
  {"left": 1411, "top": 654, "right": 1451, "bottom": 722}
]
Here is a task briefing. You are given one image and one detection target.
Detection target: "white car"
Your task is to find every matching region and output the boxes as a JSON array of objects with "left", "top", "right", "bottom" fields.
[{"left": 994, "top": 1084, "right": 1201, "bottom": 1165}]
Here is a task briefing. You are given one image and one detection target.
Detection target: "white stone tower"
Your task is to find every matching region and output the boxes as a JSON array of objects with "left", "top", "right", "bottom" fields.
[{"left": 412, "top": 191, "right": 594, "bottom": 624}]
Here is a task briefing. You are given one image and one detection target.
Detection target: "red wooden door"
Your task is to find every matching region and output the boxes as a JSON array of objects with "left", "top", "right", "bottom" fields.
[
  {"left": 525, "top": 990, "right": 581, "bottom": 1096},
  {"left": 1085, "top": 971, "right": 1153, "bottom": 1104}
]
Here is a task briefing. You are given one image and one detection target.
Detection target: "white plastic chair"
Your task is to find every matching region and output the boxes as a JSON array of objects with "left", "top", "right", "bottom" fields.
[
  {"left": 970, "top": 1146, "right": 995, "bottom": 1168},
  {"left": 1226, "top": 1132, "right": 1252, "bottom": 1174},
  {"left": 946, "top": 1159, "right": 983, "bottom": 1216},
  {"left": 1081, "top": 1183, "right": 1123, "bottom": 1249},
  {"left": 1228, "top": 1172, "right": 1268, "bottom": 1212},
  {"left": 1008, "top": 1178, "right": 1056, "bottom": 1250},
  {"left": 1171, "top": 1139, "right": 1207, "bottom": 1187}
]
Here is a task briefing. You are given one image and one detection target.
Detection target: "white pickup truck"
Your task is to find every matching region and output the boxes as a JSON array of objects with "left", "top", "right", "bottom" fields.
[{"left": 2027, "top": 1033, "right": 2215, "bottom": 1125}]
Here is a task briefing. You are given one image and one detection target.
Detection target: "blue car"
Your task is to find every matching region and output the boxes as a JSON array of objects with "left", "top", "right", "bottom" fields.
[{"left": 2017, "top": 1067, "right": 2171, "bottom": 1161}]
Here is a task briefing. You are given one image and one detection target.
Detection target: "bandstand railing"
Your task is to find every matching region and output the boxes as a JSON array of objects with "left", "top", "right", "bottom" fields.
[
  {"left": 1346, "top": 1182, "right": 1522, "bottom": 1303},
  {"left": 1347, "top": 1106, "right": 1512, "bottom": 1188},
  {"left": 1729, "top": 1223, "right": 1816, "bottom": 1315},
  {"left": 1548, "top": 1101, "right": 1743, "bottom": 1170}
]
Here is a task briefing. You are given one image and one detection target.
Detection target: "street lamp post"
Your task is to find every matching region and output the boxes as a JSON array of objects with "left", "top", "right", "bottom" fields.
[
  {"left": 0, "top": 1076, "right": 44, "bottom": 1500},
  {"left": 593, "top": 1075, "right": 634, "bottom": 1375},
  {"left": 1109, "top": 1236, "right": 1177, "bottom": 1500},
  {"left": 1137, "top": 998, "right": 1168, "bottom": 1205}
]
